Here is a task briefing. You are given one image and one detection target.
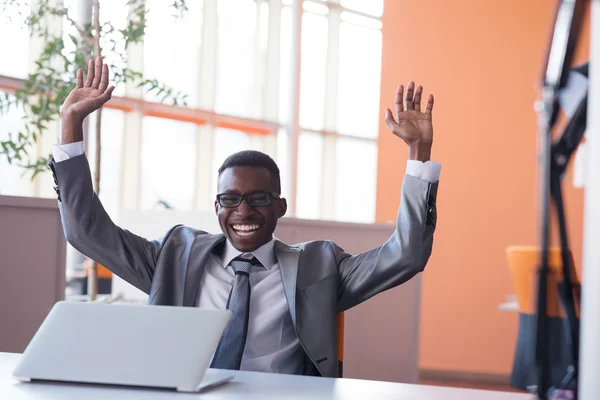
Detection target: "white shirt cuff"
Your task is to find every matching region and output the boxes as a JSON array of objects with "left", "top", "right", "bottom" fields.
[
  {"left": 52, "top": 141, "right": 85, "bottom": 162},
  {"left": 406, "top": 160, "right": 441, "bottom": 183}
]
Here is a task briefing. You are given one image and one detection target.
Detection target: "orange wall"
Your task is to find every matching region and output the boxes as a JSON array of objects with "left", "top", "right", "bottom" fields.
[{"left": 377, "top": 0, "right": 589, "bottom": 375}]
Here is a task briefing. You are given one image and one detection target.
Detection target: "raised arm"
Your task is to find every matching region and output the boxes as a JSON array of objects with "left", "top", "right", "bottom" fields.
[
  {"left": 52, "top": 57, "right": 168, "bottom": 294},
  {"left": 336, "top": 81, "right": 439, "bottom": 311}
]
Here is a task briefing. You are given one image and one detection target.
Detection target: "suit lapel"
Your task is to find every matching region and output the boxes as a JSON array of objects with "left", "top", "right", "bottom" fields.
[
  {"left": 183, "top": 233, "right": 226, "bottom": 307},
  {"left": 184, "top": 236, "right": 301, "bottom": 322},
  {"left": 274, "top": 240, "right": 302, "bottom": 327}
]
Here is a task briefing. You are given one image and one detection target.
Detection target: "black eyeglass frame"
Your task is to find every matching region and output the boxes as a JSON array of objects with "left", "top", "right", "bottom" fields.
[{"left": 216, "top": 191, "right": 281, "bottom": 208}]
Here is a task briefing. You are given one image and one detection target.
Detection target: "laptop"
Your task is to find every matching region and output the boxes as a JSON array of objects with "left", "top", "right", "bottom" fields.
[{"left": 13, "top": 301, "right": 233, "bottom": 392}]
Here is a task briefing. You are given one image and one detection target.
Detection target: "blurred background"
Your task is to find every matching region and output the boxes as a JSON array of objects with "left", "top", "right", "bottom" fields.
[{"left": 0, "top": 0, "right": 594, "bottom": 393}]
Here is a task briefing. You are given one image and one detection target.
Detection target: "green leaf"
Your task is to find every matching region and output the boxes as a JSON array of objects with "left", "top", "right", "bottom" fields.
[{"left": 0, "top": 0, "right": 191, "bottom": 176}]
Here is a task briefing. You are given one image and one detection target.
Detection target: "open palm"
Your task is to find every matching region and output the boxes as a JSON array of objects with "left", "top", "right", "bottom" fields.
[
  {"left": 384, "top": 81, "right": 434, "bottom": 145},
  {"left": 61, "top": 57, "right": 115, "bottom": 121}
]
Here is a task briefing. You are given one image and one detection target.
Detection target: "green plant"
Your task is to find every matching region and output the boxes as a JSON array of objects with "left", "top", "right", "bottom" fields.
[
  {"left": 0, "top": 0, "right": 188, "bottom": 186},
  {"left": 0, "top": 0, "right": 188, "bottom": 301}
]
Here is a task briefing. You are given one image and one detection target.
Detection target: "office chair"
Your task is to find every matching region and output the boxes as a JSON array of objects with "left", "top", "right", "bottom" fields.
[
  {"left": 506, "top": 246, "right": 581, "bottom": 391},
  {"left": 507, "top": 246, "right": 580, "bottom": 318}
]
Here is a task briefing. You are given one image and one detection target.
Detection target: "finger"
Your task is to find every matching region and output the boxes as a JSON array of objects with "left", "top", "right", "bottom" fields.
[
  {"left": 91, "top": 56, "right": 103, "bottom": 89},
  {"left": 90, "top": 86, "right": 115, "bottom": 110},
  {"left": 405, "top": 81, "right": 415, "bottom": 110},
  {"left": 425, "top": 94, "right": 434, "bottom": 114},
  {"left": 413, "top": 85, "right": 423, "bottom": 112},
  {"left": 76, "top": 69, "right": 84, "bottom": 88},
  {"left": 102, "top": 85, "right": 115, "bottom": 100},
  {"left": 85, "top": 59, "right": 94, "bottom": 87},
  {"left": 394, "top": 84, "right": 404, "bottom": 118},
  {"left": 384, "top": 108, "right": 399, "bottom": 131},
  {"left": 98, "top": 63, "right": 109, "bottom": 92}
]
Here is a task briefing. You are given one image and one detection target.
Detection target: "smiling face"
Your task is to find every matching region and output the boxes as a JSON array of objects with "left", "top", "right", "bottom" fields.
[{"left": 215, "top": 166, "right": 287, "bottom": 252}]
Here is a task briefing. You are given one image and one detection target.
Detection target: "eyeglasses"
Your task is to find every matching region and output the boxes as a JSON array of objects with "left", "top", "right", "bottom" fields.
[{"left": 216, "top": 192, "right": 280, "bottom": 208}]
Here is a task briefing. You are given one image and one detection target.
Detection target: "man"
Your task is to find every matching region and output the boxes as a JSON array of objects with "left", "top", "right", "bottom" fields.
[{"left": 50, "top": 57, "right": 441, "bottom": 378}]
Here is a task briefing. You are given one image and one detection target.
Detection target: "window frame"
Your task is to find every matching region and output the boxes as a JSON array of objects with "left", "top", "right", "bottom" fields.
[{"left": 0, "top": 0, "right": 383, "bottom": 223}]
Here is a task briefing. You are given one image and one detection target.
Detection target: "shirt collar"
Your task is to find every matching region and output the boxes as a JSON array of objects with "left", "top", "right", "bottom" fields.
[{"left": 221, "top": 238, "right": 277, "bottom": 270}]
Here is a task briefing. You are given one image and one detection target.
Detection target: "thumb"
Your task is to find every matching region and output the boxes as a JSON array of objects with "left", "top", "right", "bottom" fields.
[
  {"left": 384, "top": 108, "right": 398, "bottom": 130},
  {"left": 91, "top": 86, "right": 115, "bottom": 109},
  {"left": 101, "top": 85, "right": 115, "bottom": 102}
]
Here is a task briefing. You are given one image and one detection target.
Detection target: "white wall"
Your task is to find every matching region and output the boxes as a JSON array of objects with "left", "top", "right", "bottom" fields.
[{"left": 579, "top": 1, "right": 600, "bottom": 398}]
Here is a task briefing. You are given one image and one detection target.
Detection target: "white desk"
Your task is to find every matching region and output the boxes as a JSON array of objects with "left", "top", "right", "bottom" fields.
[{"left": 0, "top": 353, "right": 532, "bottom": 400}]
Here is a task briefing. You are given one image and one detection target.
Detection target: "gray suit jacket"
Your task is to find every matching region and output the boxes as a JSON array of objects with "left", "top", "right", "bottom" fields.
[{"left": 50, "top": 154, "right": 438, "bottom": 378}]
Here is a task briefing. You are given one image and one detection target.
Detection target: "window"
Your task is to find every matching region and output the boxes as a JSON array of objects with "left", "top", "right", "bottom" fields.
[
  {"left": 0, "top": 3, "right": 29, "bottom": 78},
  {"left": 299, "top": 12, "right": 328, "bottom": 131},
  {"left": 296, "top": 0, "right": 383, "bottom": 222},
  {"left": 0, "top": 93, "right": 26, "bottom": 196},
  {"left": 214, "top": 0, "right": 258, "bottom": 117},
  {"left": 334, "top": 137, "right": 377, "bottom": 223},
  {"left": 275, "top": 128, "right": 291, "bottom": 206},
  {"left": 296, "top": 132, "right": 323, "bottom": 219},
  {"left": 0, "top": 6, "right": 32, "bottom": 196},
  {"left": 278, "top": 6, "right": 292, "bottom": 125},
  {"left": 211, "top": 128, "right": 259, "bottom": 198},
  {"left": 340, "top": 0, "right": 383, "bottom": 17},
  {"left": 86, "top": 109, "right": 125, "bottom": 218},
  {"left": 0, "top": 0, "right": 384, "bottom": 225},
  {"left": 139, "top": 117, "right": 196, "bottom": 210},
  {"left": 144, "top": 0, "right": 203, "bottom": 106},
  {"left": 337, "top": 18, "right": 382, "bottom": 138}
]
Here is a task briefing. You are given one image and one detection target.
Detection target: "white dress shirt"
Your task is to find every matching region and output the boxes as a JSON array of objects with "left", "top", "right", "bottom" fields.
[
  {"left": 51, "top": 142, "right": 442, "bottom": 374},
  {"left": 200, "top": 239, "right": 305, "bottom": 374}
]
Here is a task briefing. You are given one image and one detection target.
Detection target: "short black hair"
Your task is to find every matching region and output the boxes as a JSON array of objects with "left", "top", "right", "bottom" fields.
[{"left": 218, "top": 150, "right": 281, "bottom": 194}]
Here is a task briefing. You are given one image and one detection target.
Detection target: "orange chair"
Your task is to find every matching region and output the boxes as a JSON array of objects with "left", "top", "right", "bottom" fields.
[
  {"left": 506, "top": 245, "right": 581, "bottom": 390},
  {"left": 82, "top": 259, "right": 113, "bottom": 295},
  {"left": 337, "top": 312, "right": 344, "bottom": 377},
  {"left": 506, "top": 245, "right": 580, "bottom": 318}
]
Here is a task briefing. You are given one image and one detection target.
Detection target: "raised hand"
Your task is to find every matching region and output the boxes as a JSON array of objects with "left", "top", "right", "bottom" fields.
[
  {"left": 384, "top": 81, "right": 434, "bottom": 161},
  {"left": 60, "top": 56, "right": 115, "bottom": 122},
  {"left": 60, "top": 57, "right": 114, "bottom": 144}
]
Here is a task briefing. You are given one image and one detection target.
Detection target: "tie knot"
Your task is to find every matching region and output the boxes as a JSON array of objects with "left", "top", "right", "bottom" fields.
[{"left": 230, "top": 256, "right": 261, "bottom": 275}]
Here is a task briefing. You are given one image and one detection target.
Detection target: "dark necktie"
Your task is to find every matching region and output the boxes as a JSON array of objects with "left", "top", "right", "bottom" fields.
[{"left": 210, "top": 255, "right": 260, "bottom": 370}]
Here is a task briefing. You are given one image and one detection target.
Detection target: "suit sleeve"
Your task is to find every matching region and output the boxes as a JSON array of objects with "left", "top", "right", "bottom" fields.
[
  {"left": 334, "top": 174, "right": 438, "bottom": 312},
  {"left": 50, "top": 154, "right": 178, "bottom": 294}
]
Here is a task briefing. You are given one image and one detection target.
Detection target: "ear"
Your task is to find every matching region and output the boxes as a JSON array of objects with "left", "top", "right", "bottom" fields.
[
  {"left": 278, "top": 198, "right": 287, "bottom": 218},
  {"left": 214, "top": 200, "right": 219, "bottom": 214}
]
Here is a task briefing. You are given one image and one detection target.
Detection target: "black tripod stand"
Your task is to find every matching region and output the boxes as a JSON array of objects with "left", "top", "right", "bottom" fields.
[{"left": 533, "top": 1, "right": 588, "bottom": 398}]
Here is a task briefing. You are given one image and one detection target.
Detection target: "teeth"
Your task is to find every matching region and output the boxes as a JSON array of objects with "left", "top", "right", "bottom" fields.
[{"left": 232, "top": 224, "right": 260, "bottom": 232}]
